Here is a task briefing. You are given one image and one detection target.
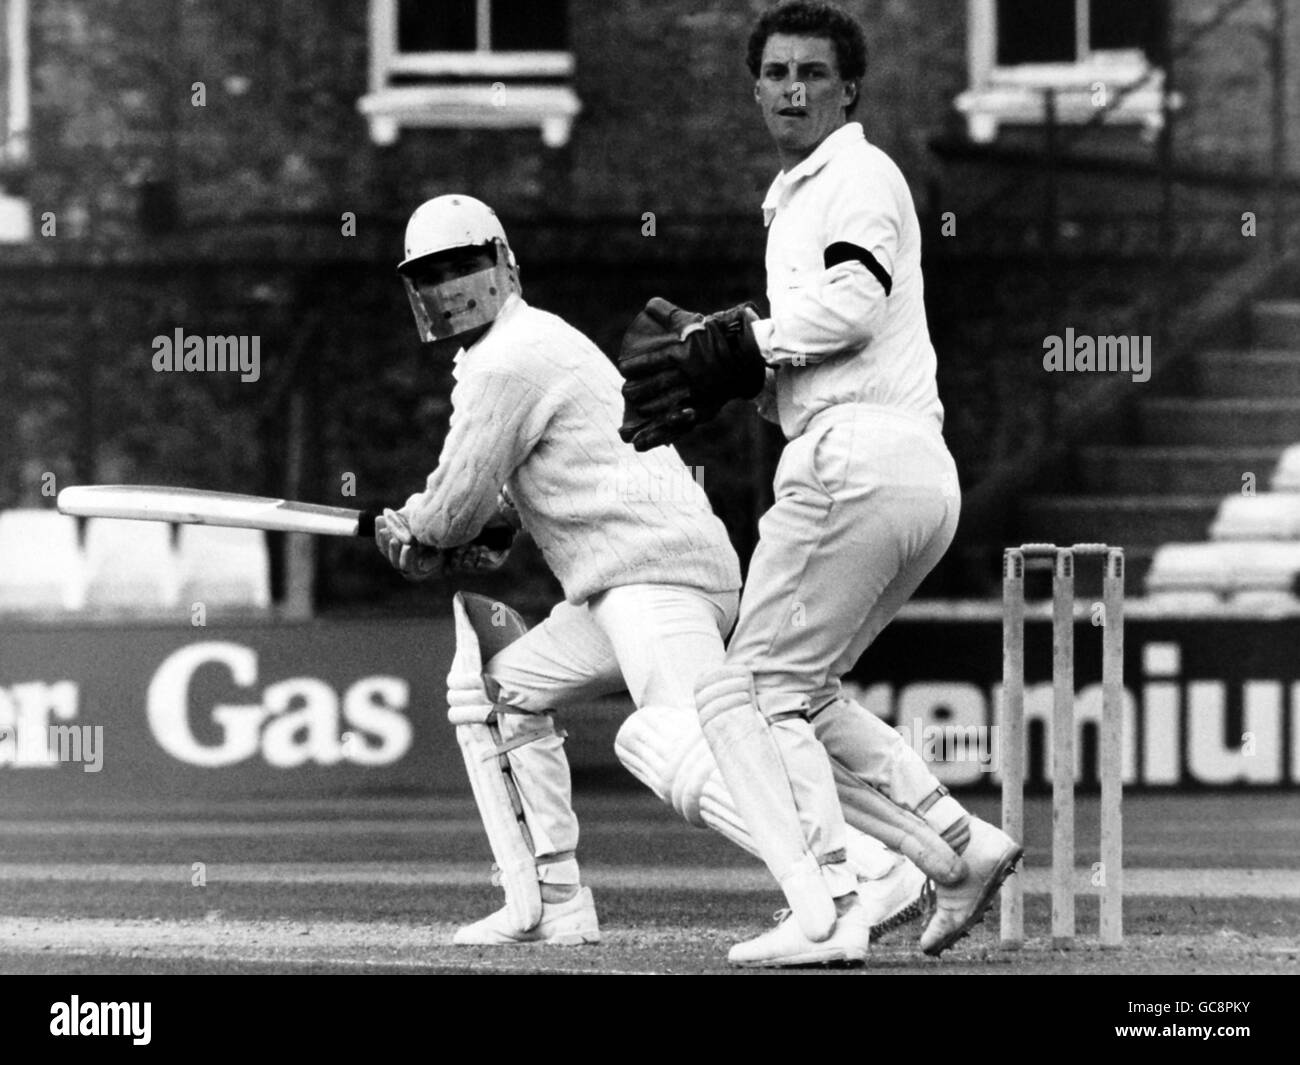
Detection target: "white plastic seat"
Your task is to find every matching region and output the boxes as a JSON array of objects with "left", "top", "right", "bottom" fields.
[
  {"left": 1269, "top": 444, "right": 1300, "bottom": 492},
  {"left": 1227, "top": 590, "right": 1297, "bottom": 611},
  {"left": 176, "top": 525, "right": 271, "bottom": 610},
  {"left": 1209, "top": 494, "right": 1300, "bottom": 541},
  {"left": 1225, "top": 541, "right": 1300, "bottom": 602},
  {"left": 1144, "top": 542, "right": 1233, "bottom": 600},
  {"left": 0, "top": 509, "right": 85, "bottom": 612},
  {"left": 1144, "top": 590, "right": 1225, "bottom": 611},
  {"left": 82, "top": 518, "right": 179, "bottom": 611}
]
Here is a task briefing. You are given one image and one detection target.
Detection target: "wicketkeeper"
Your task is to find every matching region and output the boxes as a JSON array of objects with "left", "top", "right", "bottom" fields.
[
  {"left": 616, "top": 1, "right": 1022, "bottom": 966},
  {"left": 374, "top": 193, "right": 955, "bottom": 947}
]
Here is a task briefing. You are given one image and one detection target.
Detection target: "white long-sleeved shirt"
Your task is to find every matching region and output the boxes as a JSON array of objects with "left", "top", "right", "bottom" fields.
[
  {"left": 749, "top": 122, "right": 945, "bottom": 440},
  {"left": 401, "top": 294, "right": 741, "bottom": 605}
]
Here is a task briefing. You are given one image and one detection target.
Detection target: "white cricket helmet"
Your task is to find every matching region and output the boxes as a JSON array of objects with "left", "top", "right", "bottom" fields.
[{"left": 398, "top": 194, "right": 521, "bottom": 344}]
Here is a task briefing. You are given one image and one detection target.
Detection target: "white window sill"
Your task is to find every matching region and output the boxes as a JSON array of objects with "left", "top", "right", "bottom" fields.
[
  {"left": 385, "top": 51, "right": 574, "bottom": 79},
  {"left": 358, "top": 83, "right": 581, "bottom": 148},
  {"left": 956, "top": 53, "right": 1181, "bottom": 144},
  {"left": 0, "top": 190, "right": 32, "bottom": 243}
]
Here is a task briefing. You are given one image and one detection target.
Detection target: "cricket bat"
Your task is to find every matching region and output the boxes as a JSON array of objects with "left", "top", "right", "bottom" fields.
[{"left": 56, "top": 485, "right": 513, "bottom": 549}]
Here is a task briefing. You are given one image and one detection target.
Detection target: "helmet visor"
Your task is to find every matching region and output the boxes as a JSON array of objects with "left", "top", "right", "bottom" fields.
[
  {"left": 398, "top": 239, "right": 519, "bottom": 345},
  {"left": 401, "top": 264, "right": 514, "bottom": 343}
]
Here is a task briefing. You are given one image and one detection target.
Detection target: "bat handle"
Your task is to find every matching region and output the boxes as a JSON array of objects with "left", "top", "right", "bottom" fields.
[
  {"left": 356, "top": 509, "right": 380, "bottom": 538},
  {"left": 358, "top": 509, "right": 515, "bottom": 552}
]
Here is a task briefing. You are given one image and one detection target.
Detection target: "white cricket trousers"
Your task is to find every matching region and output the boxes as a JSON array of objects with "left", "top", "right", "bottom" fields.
[
  {"left": 726, "top": 403, "right": 962, "bottom": 819},
  {"left": 483, "top": 583, "right": 740, "bottom": 884}
]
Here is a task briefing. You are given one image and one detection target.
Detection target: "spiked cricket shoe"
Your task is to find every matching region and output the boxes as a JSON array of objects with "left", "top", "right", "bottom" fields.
[
  {"left": 728, "top": 895, "right": 872, "bottom": 968},
  {"left": 920, "top": 817, "right": 1023, "bottom": 956},
  {"left": 859, "top": 857, "right": 933, "bottom": 942},
  {"left": 452, "top": 886, "right": 600, "bottom": 946}
]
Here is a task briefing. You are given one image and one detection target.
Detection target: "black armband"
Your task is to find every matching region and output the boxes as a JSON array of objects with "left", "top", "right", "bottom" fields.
[{"left": 824, "top": 241, "right": 892, "bottom": 296}]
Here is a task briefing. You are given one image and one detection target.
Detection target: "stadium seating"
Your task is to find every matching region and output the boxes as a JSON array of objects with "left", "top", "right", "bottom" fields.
[
  {"left": 82, "top": 518, "right": 180, "bottom": 612},
  {"left": 1146, "top": 539, "right": 1300, "bottom": 607},
  {"left": 1144, "top": 542, "right": 1233, "bottom": 608},
  {"left": 1208, "top": 494, "right": 1300, "bottom": 541},
  {"left": 176, "top": 525, "right": 271, "bottom": 610},
  {"left": 0, "top": 509, "right": 85, "bottom": 612},
  {"left": 1225, "top": 541, "right": 1300, "bottom": 608},
  {"left": 1269, "top": 444, "right": 1300, "bottom": 493}
]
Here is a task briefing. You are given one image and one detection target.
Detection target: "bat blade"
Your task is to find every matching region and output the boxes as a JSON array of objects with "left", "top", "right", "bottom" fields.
[{"left": 57, "top": 485, "right": 375, "bottom": 537}]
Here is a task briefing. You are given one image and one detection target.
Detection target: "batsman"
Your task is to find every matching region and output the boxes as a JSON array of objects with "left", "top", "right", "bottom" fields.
[
  {"left": 616, "top": 1, "right": 1023, "bottom": 966},
  {"left": 374, "top": 193, "right": 969, "bottom": 953}
]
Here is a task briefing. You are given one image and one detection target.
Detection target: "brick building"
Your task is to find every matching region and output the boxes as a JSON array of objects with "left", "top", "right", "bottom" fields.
[{"left": 1, "top": 0, "right": 1296, "bottom": 606}]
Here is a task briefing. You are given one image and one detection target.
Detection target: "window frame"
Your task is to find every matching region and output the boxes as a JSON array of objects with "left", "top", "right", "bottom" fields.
[
  {"left": 2, "top": 0, "right": 30, "bottom": 167},
  {"left": 956, "top": 0, "right": 1178, "bottom": 144},
  {"left": 359, "top": 0, "right": 580, "bottom": 148},
  {"left": 0, "top": 0, "right": 32, "bottom": 244}
]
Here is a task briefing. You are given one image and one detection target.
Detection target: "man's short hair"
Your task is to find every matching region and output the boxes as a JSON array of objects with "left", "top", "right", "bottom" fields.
[{"left": 746, "top": 2, "right": 868, "bottom": 114}]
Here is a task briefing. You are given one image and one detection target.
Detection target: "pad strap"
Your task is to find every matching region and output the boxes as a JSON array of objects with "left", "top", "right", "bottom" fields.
[{"left": 487, "top": 720, "right": 566, "bottom": 759}]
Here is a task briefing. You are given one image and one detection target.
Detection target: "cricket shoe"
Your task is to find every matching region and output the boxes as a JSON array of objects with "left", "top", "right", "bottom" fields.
[
  {"left": 452, "top": 886, "right": 601, "bottom": 946},
  {"left": 728, "top": 896, "right": 872, "bottom": 968},
  {"left": 919, "top": 816, "right": 1023, "bottom": 956},
  {"left": 859, "top": 857, "right": 933, "bottom": 943}
]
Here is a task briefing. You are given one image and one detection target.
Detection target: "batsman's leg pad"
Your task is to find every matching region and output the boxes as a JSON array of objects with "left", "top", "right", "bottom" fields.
[
  {"left": 814, "top": 694, "right": 955, "bottom": 813},
  {"left": 843, "top": 825, "right": 902, "bottom": 881},
  {"left": 614, "top": 704, "right": 708, "bottom": 826},
  {"left": 616, "top": 704, "right": 907, "bottom": 882},
  {"left": 696, "top": 665, "right": 836, "bottom": 942},
  {"left": 811, "top": 697, "right": 968, "bottom": 884},
  {"left": 615, "top": 703, "right": 762, "bottom": 852},
  {"left": 829, "top": 764, "right": 967, "bottom": 885},
  {"left": 449, "top": 592, "right": 576, "bottom": 933}
]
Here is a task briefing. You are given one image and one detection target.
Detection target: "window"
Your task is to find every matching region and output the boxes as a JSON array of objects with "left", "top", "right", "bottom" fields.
[
  {"left": 359, "top": 0, "right": 580, "bottom": 148},
  {"left": 995, "top": 0, "right": 1166, "bottom": 65},
  {"left": 396, "top": 0, "right": 567, "bottom": 54},
  {"left": 0, "top": 0, "right": 31, "bottom": 242},
  {"left": 957, "top": 0, "right": 1178, "bottom": 143}
]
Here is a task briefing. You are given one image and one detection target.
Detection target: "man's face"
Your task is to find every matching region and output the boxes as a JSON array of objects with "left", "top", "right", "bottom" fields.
[
  {"left": 407, "top": 245, "right": 496, "bottom": 297},
  {"left": 754, "top": 33, "right": 856, "bottom": 164},
  {"left": 401, "top": 244, "right": 500, "bottom": 349}
]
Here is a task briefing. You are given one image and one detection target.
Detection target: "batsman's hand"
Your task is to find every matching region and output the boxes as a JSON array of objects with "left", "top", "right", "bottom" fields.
[
  {"left": 616, "top": 297, "right": 764, "bottom": 451},
  {"left": 443, "top": 514, "right": 515, "bottom": 573},
  {"left": 375, "top": 508, "right": 445, "bottom": 581}
]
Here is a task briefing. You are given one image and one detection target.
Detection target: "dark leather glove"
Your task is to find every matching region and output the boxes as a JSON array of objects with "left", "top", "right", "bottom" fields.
[{"left": 616, "top": 298, "right": 764, "bottom": 451}]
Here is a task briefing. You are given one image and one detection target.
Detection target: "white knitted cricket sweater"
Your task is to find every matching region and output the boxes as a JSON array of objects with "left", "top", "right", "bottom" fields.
[{"left": 402, "top": 295, "right": 741, "bottom": 604}]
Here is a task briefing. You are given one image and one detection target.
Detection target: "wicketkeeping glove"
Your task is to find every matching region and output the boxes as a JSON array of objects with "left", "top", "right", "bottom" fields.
[{"left": 617, "top": 297, "right": 765, "bottom": 451}]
